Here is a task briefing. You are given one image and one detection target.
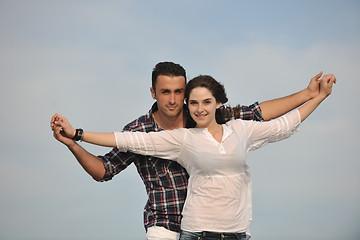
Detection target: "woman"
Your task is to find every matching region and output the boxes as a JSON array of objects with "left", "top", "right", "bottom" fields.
[{"left": 52, "top": 74, "right": 335, "bottom": 240}]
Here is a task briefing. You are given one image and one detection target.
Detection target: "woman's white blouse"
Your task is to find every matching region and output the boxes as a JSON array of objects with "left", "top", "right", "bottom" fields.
[{"left": 115, "top": 110, "right": 301, "bottom": 233}]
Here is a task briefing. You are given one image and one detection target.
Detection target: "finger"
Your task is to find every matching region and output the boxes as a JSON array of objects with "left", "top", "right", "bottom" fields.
[
  {"left": 51, "top": 113, "right": 60, "bottom": 122},
  {"left": 50, "top": 114, "right": 57, "bottom": 128},
  {"left": 54, "top": 125, "right": 61, "bottom": 132},
  {"left": 51, "top": 116, "right": 60, "bottom": 130},
  {"left": 324, "top": 79, "right": 335, "bottom": 94},
  {"left": 56, "top": 115, "right": 65, "bottom": 123},
  {"left": 51, "top": 115, "right": 62, "bottom": 130},
  {"left": 329, "top": 76, "right": 336, "bottom": 85},
  {"left": 54, "top": 120, "right": 64, "bottom": 127},
  {"left": 321, "top": 73, "right": 331, "bottom": 82},
  {"left": 312, "top": 71, "right": 323, "bottom": 82},
  {"left": 54, "top": 126, "right": 65, "bottom": 138},
  {"left": 53, "top": 126, "right": 60, "bottom": 138},
  {"left": 328, "top": 74, "right": 336, "bottom": 84},
  {"left": 326, "top": 74, "right": 334, "bottom": 83}
]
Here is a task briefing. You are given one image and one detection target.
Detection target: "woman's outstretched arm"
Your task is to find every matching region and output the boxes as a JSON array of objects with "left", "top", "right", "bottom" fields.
[
  {"left": 51, "top": 114, "right": 183, "bottom": 160},
  {"left": 52, "top": 114, "right": 117, "bottom": 147}
]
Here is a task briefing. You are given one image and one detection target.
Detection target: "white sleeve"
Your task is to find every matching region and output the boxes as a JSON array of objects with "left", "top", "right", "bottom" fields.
[
  {"left": 241, "top": 110, "right": 301, "bottom": 151},
  {"left": 114, "top": 128, "right": 186, "bottom": 160}
]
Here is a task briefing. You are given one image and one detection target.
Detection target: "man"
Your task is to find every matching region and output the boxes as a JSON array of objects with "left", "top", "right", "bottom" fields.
[{"left": 51, "top": 62, "right": 328, "bottom": 240}]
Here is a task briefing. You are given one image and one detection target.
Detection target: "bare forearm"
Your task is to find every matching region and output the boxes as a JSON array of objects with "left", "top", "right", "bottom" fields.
[
  {"left": 298, "top": 95, "right": 325, "bottom": 122},
  {"left": 67, "top": 142, "right": 106, "bottom": 181},
  {"left": 82, "top": 131, "right": 117, "bottom": 147},
  {"left": 260, "top": 88, "right": 312, "bottom": 121}
]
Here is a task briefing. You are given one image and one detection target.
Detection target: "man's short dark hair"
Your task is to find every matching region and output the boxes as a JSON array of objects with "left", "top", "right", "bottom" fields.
[{"left": 151, "top": 62, "right": 187, "bottom": 91}]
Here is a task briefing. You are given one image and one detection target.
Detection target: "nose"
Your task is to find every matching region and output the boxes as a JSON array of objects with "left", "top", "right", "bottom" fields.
[
  {"left": 196, "top": 103, "right": 204, "bottom": 113},
  {"left": 169, "top": 93, "right": 176, "bottom": 105}
]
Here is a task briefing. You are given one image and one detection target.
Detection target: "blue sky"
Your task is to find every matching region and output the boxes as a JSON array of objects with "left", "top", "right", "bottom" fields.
[{"left": 0, "top": 1, "right": 359, "bottom": 239}]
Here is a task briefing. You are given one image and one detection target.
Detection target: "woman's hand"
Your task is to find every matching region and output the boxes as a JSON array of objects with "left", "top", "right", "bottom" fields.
[{"left": 318, "top": 73, "right": 336, "bottom": 99}]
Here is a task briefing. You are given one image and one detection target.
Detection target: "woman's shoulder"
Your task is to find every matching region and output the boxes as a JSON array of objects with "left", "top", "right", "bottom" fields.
[
  {"left": 225, "top": 118, "right": 258, "bottom": 130},
  {"left": 225, "top": 118, "right": 246, "bottom": 126}
]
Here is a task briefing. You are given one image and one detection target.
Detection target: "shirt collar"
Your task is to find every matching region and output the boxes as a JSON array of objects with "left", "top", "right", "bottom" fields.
[{"left": 222, "top": 124, "right": 234, "bottom": 142}]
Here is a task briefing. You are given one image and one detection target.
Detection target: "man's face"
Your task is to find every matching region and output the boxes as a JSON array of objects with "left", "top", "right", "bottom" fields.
[{"left": 151, "top": 75, "right": 186, "bottom": 118}]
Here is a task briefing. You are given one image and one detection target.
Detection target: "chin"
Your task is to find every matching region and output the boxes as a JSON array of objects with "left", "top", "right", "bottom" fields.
[
  {"left": 166, "top": 109, "right": 181, "bottom": 117},
  {"left": 194, "top": 120, "right": 206, "bottom": 127}
]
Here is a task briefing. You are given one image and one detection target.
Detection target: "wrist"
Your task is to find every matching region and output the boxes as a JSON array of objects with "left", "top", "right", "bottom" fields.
[
  {"left": 312, "top": 94, "right": 327, "bottom": 104},
  {"left": 72, "top": 129, "right": 84, "bottom": 141},
  {"left": 72, "top": 129, "right": 76, "bottom": 139},
  {"left": 305, "top": 88, "right": 317, "bottom": 100},
  {"left": 66, "top": 139, "right": 78, "bottom": 149}
]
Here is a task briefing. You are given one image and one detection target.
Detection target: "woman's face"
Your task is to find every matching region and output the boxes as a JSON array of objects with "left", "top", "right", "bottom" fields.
[{"left": 188, "top": 87, "right": 221, "bottom": 128}]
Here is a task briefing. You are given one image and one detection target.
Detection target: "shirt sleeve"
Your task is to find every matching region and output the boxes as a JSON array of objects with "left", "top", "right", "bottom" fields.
[
  {"left": 96, "top": 120, "right": 143, "bottom": 182},
  {"left": 221, "top": 102, "right": 264, "bottom": 122},
  {"left": 114, "top": 128, "right": 186, "bottom": 161},
  {"left": 97, "top": 148, "right": 136, "bottom": 182},
  {"left": 239, "top": 110, "right": 301, "bottom": 151}
]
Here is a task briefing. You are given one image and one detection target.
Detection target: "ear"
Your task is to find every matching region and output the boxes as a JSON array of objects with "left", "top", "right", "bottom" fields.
[
  {"left": 150, "top": 87, "right": 156, "bottom": 100},
  {"left": 216, "top": 102, "right": 221, "bottom": 109}
]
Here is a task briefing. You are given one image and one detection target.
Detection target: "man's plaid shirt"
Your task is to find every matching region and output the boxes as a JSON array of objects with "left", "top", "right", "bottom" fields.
[{"left": 98, "top": 102, "right": 263, "bottom": 233}]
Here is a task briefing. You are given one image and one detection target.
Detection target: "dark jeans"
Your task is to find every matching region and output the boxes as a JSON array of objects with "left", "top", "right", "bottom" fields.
[{"left": 179, "top": 230, "right": 249, "bottom": 240}]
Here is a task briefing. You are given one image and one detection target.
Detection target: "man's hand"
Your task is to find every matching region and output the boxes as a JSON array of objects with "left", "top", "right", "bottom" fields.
[{"left": 307, "top": 71, "right": 323, "bottom": 99}]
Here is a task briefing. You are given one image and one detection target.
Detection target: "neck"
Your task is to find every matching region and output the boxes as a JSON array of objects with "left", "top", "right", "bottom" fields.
[
  {"left": 153, "top": 110, "right": 186, "bottom": 130},
  {"left": 207, "top": 122, "right": 222, "bottom": 134},
  {"left": 207, "top": 122, "right": 223, "bottom": 143}
]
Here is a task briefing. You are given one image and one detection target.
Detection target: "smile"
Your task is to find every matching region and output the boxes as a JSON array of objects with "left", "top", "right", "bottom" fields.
[{"left": 195, "top": 114, "right": 207, "bottom": 119}]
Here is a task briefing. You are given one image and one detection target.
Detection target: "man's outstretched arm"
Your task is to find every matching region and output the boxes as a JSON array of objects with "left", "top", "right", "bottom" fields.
[
  {"left": 259, "top": 72, "right": 336, "bottom": 121},
  {"left": 51, "top": 114, "right": 106, "bottom": 181}
]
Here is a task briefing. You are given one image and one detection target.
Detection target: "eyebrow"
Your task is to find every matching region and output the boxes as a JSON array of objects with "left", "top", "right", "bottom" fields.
[
  {"left": 159, "top": 88, "right": 185, "bottom": 92},
  {"left": 189, "top": 98, "right": 213, "bottom": 102}
]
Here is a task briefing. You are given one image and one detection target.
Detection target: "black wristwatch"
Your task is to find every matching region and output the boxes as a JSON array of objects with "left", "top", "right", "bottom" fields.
[{"left": 72, "top": 128, "right": 84, "bottom": 141}]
